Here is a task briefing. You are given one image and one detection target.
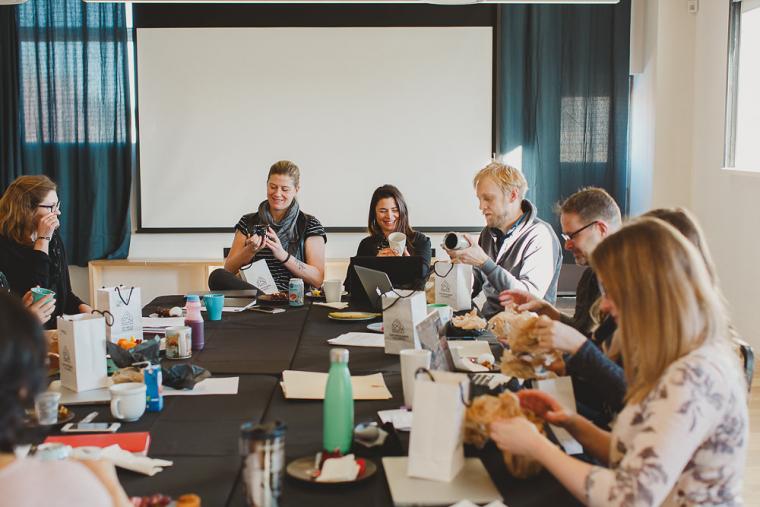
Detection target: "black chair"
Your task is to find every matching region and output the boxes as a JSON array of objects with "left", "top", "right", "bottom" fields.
[{"left": 735, "top": 338, "right": 755, "bottom": 392}]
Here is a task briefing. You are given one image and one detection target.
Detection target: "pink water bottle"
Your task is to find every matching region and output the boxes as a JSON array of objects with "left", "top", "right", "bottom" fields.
[{"left": 185, "top": 295, "right": 205, "bottom": 350}]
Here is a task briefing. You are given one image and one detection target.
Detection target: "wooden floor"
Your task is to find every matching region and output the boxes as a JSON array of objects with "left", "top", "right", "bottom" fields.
[{"left": 744, "top": 372, "right": 759, "bottom": 505}]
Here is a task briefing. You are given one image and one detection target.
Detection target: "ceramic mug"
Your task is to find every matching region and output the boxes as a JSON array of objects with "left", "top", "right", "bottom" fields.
[{"left": 109, "top": 382, "right": 147, "bottom": 422}]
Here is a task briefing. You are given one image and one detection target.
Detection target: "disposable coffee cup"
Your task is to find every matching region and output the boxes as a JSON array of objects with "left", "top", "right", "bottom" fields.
[
  {"left": 31, "top": 287, "right": 55, "bottom": 303},
  {"left": 35, "top": 391, "right": 61, "bottom": 425},
  {"left": 323, "top": 280, "right": 343, "bottom": 303},
  {"left": 388, "top": 232, "right": 407, "bottom": 256},
  {"left": 399, "top": 349, "right": 431, "bottom": 409},
  {"left": 443, "top": 232, "right": 468, "bottom": 251},
  {"left": 110, "top": 382, "right": 147, "bottom": 422}
]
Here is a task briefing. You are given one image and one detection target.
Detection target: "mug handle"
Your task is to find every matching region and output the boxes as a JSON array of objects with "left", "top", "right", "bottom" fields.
[{"left": 110, "top": 397, "right": 124, "bottom": 420}]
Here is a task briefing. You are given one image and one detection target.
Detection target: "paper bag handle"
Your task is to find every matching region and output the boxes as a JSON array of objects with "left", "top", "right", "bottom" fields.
[
  {"left": 92, "top": 310, "right": 114, "bottom": 327},
  {"left": 413, "top": 367, "right": 470, "bottom": 407},
  {"left": 430, "top": 261, "right": 455, "bottom": 279},
  {"left": 115, "top": 286, "right": 135, "bottom": 306}
]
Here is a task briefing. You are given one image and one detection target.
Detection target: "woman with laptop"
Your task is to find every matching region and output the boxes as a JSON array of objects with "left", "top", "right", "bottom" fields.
[
  {"left": 344, "top": 185, "right": 431, "bottom": 295},
  {"left": 209, "top": 160, "right": 327, "bottom": 292},
  {"left": 489, "top": 218, "right": 747, "bottom": 505},
  {"left": 354, "top": 184, "right": 431, "bottom": 263}
]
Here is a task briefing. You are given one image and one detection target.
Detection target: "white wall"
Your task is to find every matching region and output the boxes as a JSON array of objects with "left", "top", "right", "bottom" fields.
[{"left": 630, "top": 0, "right": 760, "bottom": 349}]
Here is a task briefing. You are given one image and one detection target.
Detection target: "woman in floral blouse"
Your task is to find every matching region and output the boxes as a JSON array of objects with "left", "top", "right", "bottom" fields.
[{"left": 490, "top": 217, "right": 748, "bottom": 506}]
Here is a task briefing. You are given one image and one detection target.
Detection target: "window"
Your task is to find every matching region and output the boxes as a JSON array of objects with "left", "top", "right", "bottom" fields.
[
  {"left": 725, "top": 0, "right": 760, "bottom": 171},
  {"left": 17, "top": 1, "right": 131, "bottom": 144}
]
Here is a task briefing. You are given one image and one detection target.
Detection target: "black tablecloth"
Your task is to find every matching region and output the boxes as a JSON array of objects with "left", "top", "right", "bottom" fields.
[{"left": 120, "top": 297, "right": 581, "bottom": 505}]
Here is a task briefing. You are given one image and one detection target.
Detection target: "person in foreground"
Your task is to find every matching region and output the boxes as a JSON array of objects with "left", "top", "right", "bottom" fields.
[
  {"left": 0, "top": 175, "right": 92, "bottom": 329},
  {"left": 0, "top": 293, "right": 131, "bottom": 507},
  {"left": 500, "top": 187, "right": 625, "bottom": 425},
  {"left": 209, "top": 160, "right": 327, "bottom": 292},
  {"left": 444, "top": 162, "right": 562, "bottom": 318},
  {"left": 490, "top": 218, "right": 748, "bottom": 506}
]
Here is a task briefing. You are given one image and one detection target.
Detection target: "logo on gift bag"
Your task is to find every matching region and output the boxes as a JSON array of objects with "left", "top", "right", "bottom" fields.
[
  {"left": 61, "top": 345, "right": 72, "bottom": 373},
  {"left": 256, "top": 276, "right": 267, "bottom": 287},
  {"left": 389, "top": 319, "right": 408, "bottom": 341},
  {"left": 440, "top": 280, "right": 452, "bottom": 298}
]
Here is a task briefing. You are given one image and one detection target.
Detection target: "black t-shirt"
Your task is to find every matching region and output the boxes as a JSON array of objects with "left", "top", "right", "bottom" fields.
[
  {"left": 235, "top": 212, "right": 326, "bottom": 291},
  {"left": 0, "top": 232, "right": 84, "bottom": 328}
]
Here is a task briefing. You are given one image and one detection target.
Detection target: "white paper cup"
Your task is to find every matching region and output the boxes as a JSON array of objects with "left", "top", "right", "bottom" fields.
[
  {"left": 109, "top": 382, "right": 147, "bottom": 422},
  {"left": 323, "top": 279, "right": 344, "bottom": 303},
  {"left": 35, "top": 391, "right": 61, "bottom": 425},
  {"left": 400, "top": 348, "right": 431, "bottom": 409},
  {"left": 388, "top": 232, "right": 407, "bottom": 256}
]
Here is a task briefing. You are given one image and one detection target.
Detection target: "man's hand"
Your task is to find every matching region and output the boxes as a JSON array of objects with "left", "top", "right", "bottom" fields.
[
  {"left": 499, "top": 289, "right": 561, "bottom": 320},
  {"left": 444, "top": 234, "right": 490, "bottom": 267}
]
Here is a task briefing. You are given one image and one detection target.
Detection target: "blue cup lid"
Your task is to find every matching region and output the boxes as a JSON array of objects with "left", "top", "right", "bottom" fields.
[{"left": 186, "top": 294, "right": 200, "bottom": 302}]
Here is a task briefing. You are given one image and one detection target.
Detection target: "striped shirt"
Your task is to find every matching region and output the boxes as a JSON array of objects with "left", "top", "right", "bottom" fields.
[{"left": 235, "top": 212, "right": 327, "bottom": 291}]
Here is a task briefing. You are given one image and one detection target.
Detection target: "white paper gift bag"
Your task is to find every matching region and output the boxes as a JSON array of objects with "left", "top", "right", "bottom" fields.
[
  {"left": 57, "top": 313, "right": 108, "bottom": 392},
  {"left": 95, "top": 286, "right": 143, "bottom": 343},
  {"left": 407, "top": 370, "right": 470, "bottom": 482},
  {"left": 382, "top": 290, "right": 427, "bottom": 355},
  {"left": 245, "top": 259, "right": 278, "bottom": 294},
  {"left": 434, "top": 262, "right": 473, "bottom": 312}
]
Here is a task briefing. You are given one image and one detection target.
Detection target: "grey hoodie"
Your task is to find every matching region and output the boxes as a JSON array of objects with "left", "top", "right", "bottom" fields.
[{"left": 473, "top": 199, "right": 563, "bottom": 318}]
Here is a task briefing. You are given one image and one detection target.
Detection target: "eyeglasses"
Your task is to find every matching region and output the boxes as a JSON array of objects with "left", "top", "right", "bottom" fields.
[
  {"left": 560, "top": 221, "right": 597, "bottom": 242},
  {"left": 38, "top": 202, "right": 61, "bottom": 212}
]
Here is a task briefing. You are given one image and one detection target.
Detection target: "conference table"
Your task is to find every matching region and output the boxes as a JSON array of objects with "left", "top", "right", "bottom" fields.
[{"left": 54, "top": 295, "right": 582, "bottom": 506}]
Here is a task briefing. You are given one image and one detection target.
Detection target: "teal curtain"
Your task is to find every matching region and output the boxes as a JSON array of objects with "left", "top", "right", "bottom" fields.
[
  {"left": 0, "top": 7, "right": 21, "bottom": 185},
  {"left": 499, "top": 1, "right": 631, "bottom": 237},
  {"left": 1, "top": 0, "right": 132, "bottom": 266}
]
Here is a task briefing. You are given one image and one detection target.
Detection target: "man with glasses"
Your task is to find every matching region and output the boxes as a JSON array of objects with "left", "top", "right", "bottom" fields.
[{"left": 501, "top": 186, "right": 624, "bottom": 427}]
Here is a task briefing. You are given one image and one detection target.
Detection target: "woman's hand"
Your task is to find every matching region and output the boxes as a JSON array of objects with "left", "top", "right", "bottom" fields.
[
  {"left": 499, "top": 290, "right": 561, "bottom": 320},
  {"left": 243, "top": 232, "right": 265, "bottom": 257},
  {"left": 36, "top": 212, "right": 59, "bottom": 239},
  {"left": 23, "top": 290, "right": 56, "bottom": 324},
  {"left": 79, "top": 304, "right": 93, "bottom": 314},
  {"left": 517, "top": 389, "right": 573, "bottom": 428},
  {"left": 377, "top": 247, "right": 398, "bottom": 257},
  {"left": 264, "top": 227, "right": 288, "bottom": 262},
  {"left": 534, "top": 316, "right": 587, "bottom": 354},
  {"left": 489, "top": 417, "right": 545, "bottom": 457}
]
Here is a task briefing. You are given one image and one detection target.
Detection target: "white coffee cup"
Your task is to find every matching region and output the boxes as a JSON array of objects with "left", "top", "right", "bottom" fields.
[
  {"left": 323, "top": 279, "right": 343, "bottom": 303},
  {"left": 109, "top": 382, "right": 147, "bottom": 422},
  {"left": 399, "top": 348, "right": 431, "bottom": 409},
  {"left": 388, "top": 232, "right": 407, "bottom": 256}
]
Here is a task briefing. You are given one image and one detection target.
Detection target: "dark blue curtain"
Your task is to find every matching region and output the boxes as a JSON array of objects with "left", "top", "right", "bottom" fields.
[
  {"left": 0, "top": 0, "right": 132, "bottom": 266},
  {"left": 499, "top": 1, "right": 631, "bottom": 237}
]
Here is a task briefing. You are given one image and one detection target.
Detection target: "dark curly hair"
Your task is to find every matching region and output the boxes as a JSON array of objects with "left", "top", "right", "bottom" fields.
[{"left": 0, "top": 292, "right": 48, "bottom": 453}]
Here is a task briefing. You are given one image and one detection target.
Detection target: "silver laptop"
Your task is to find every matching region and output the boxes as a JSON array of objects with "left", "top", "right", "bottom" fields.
[{"left": 354, "top": 265, "right": 394, "bottom": 311}]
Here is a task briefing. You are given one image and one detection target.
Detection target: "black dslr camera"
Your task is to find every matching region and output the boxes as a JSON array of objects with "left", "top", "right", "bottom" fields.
[{"left": 251, "top": 224, "right": 268, "bottom": 237}]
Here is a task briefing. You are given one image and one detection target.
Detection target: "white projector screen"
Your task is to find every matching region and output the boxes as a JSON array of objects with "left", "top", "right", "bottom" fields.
[{"left": 136, "top": 27, "right": 492, "bottom": 230}]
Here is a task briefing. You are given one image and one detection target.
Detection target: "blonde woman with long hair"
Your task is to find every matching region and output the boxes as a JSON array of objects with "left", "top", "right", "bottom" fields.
[{"left": 489, "top": 218, "right": 747, "bottom": 506}]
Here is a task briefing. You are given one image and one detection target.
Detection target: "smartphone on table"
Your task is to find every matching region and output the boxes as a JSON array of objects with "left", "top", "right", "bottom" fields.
[{"left": 61, "top": 422, "right": 121, "bottom": 433}]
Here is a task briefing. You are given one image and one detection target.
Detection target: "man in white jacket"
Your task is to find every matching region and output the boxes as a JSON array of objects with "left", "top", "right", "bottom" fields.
[{"left": 445, "top": 162, "right": 562, "bottom": 318}]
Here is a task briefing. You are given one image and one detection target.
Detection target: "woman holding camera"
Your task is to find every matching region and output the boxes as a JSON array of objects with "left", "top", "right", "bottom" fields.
[
  {"left": 0, "top": 175, "right": 92, "bottom": 329},
  {"left": 488, "top": 218, "right": 747, "bottom": 506},
  {"left": 210, "top": 161, "right": 326, "bottom": 292}
]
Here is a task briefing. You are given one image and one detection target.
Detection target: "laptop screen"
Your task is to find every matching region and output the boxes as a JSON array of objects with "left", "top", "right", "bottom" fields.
[{"left": 346, "top": 255, "right": 428, "bottom": 310}]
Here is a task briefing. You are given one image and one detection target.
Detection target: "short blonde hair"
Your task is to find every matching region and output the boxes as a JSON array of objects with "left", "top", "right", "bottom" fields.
[
  {"left": 473, "top": 162, "right": 528, "bottom": 198},
  {"left": 590, "top": 217, "right": 730, "bottom": 404}
]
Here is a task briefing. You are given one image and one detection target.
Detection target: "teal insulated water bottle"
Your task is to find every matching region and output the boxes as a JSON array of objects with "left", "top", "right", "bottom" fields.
[{"left": 323, "top": 348, "right": 354, "bottom": 454}]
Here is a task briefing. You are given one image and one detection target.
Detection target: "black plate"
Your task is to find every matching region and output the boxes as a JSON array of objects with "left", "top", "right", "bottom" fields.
[{"left": 286, "top": 456, "right": 377, "bottom": 485}]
